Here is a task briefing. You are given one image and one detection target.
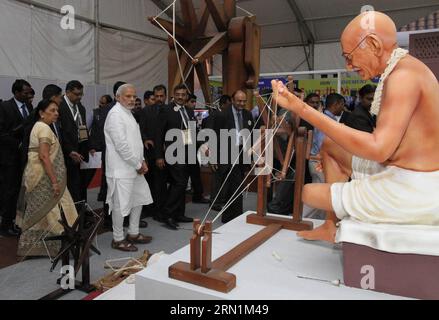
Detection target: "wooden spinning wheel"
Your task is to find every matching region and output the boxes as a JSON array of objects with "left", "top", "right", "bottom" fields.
[
  {"left": 150, "top": 0, "right": 261, "bottom": 107},
  {"left": 168, "top": 92, "right": 315, "bottom": 293},
  {"left": 152, "top": 1, "right": 314, "bottom": 293}
]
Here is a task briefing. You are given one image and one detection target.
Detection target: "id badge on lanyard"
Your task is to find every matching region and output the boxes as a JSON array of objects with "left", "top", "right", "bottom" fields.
[
  {"left": 78, "top": 125, "right": 88, "bottom": 142},
  {"left": 179, "top": 108, "right": 193, "bottom": 146},
  {"left": 71, "top": 107, "right": 88, "bottom": 143},
  {"left": 182, "top": 129, "right": 193, "bottom": 145}
]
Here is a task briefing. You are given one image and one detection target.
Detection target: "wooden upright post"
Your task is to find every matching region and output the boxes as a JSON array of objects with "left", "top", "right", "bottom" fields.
[
  {"left": 190, "top": 219, "right": 202, "bottom": 271},
  {"left": 257, "top": 126, "right": 268, "bottom": 217},
  {"left": 292, "top": 128, "right": 307, "bottom": 222},
  {"left": 201, "top": 222, "right": 213, "bottom": 273}
]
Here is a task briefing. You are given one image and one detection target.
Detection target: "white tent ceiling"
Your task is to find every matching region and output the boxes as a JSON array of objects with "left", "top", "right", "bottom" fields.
[{"left": 155, "top": 0, "right": 439, "bottom": 48}]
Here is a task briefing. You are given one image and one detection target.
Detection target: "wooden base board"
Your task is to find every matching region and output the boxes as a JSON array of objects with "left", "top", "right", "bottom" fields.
[
  {"left": 169, "top": 262, "right": 236, "bottom": 293},
  {"left": 246, "top": 213, "right": 313, "bottom": 231}
]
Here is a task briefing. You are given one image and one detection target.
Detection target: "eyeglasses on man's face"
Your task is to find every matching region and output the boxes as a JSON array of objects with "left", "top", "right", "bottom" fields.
[{"left": 342, "top": 33, "right": 375, "bottom": 64}]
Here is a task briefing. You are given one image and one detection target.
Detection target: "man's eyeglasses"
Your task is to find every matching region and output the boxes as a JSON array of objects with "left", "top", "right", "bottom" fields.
[{"left": 342, "top": 33, "right": 375, "bottom": 64}]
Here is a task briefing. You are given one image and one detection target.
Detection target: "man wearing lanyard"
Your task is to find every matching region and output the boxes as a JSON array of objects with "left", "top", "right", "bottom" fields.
[
  {"left": 58, "top": 80, "right": 90, "bottom": 209},
  {"left": 155, "top": 84, "right": 194, "bottom": 230},
  {"left": 0, "top": 79, "right": 33, "bottom": 236}
]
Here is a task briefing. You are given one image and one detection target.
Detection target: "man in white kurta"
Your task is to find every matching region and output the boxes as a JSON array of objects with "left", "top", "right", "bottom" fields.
[{"left": 104, "top": 84, "right": 153, "bottom": 251}]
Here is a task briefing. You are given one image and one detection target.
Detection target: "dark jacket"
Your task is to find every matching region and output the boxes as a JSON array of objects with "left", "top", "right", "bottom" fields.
[
  {"left": 343, "top": 105, "right": 376, "bottom": 133},
  {"left": 0, "top": 98, "right": 33, "bottom": 165},
  {"left": 210, "top": 106, "right": 254, "bottom": 165},
  {"left": 155, "top": 103, "right": 198, "bottom": 161},
  {"left": 58, "top": 97, "right": 90, "bottom": 162},
  {"left": 89, "top": 105, "right": 112, "bottom": 152},
  {"left": 140, "top": 104, "right": 164, "bottom": 161}
]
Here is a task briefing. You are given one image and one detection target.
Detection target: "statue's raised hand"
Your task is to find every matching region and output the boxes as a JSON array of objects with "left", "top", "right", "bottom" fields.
[{"left": 271, "top": 80, "right": 304, "bottom": 115}]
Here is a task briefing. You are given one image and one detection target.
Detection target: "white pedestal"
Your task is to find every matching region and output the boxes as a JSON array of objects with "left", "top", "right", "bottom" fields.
[{"left": 135, "top": 212, "right": 405, "bottom": 300}]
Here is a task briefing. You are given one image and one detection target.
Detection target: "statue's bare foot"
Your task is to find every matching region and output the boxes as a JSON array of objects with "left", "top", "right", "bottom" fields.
[{"left": 297, "top": 220, "right": 337, "bottom": 243}]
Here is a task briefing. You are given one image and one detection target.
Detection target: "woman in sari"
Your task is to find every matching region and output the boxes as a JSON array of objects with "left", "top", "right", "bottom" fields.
[{"left": 17, "top": 99, "right": 77, "bottom": 257}]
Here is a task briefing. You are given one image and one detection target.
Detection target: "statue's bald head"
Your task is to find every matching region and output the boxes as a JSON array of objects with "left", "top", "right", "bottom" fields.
[{"left": 341, "top": 11, "right": 398, "bottom": 80}]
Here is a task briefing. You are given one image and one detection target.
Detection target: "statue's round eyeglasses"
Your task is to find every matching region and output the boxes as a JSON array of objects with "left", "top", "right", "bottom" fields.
[{"left": 342, "top": 33, "right": 376, "bottom": 64}]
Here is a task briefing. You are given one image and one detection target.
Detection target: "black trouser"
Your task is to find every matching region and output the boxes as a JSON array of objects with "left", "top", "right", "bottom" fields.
[
  {"left": 210, "top": 164, "right": 228, "bottom": 207},
  {"left": 142, "top": 159, "right": 162, "bottom": 217},
  {"left": 65, "top": 158, "right": 90, "bottom": 210},
  {"left": 98, "top": 150, "right": 107, "bottom": 203},
  {"left": 188, "top": 162, "right": 203, "bottom": 199},
  {"left": 152, "top": 162, "right": 168, "bottom": 218},
  {"left": 267, "top": 168, "right": 295, "bottom": 215},
  {"left": 0, "top": 163, "right": 22, "bottom": 227},
  {"left": 218, "top": 164, "right": 245, "bottom": 224},
  {"left": 162, "top": 163, "right": 189, "bottom": 220}
]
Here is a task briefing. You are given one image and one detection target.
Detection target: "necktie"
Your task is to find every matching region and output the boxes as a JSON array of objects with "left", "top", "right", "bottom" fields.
[
  {"left": 20, "top": 104, "right": 28, "bottom": 119},
  {"left": 179, "top": 107, "right": 190, "bottom": 128},
  {"left": 237, "top": 110, "right": 244, "bottom": 131},
  {"left": 236, "top": 110, "right": 244, "bottom": 146}
]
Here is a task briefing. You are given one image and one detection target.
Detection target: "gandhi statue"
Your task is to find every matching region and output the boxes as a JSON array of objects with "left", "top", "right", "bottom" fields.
[{"left": 272, "top": 11, "right": 439, "bottom": 243}]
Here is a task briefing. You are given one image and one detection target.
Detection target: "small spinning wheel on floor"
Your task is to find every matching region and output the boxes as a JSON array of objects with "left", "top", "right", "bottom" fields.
[{"left": 40, "top": 203, "right": 104, "bottom": 300}]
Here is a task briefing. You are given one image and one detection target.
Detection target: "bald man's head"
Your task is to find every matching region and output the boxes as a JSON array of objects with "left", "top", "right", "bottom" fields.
[
  {"left": 341, "top": 11, "right": 398, "bottom": 80},
  {"left": 232, "top": 90, "right": 247, "bottom": 110}
]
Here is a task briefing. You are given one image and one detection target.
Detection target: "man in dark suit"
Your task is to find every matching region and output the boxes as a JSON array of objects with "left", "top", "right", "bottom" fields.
[
  {"left": 205, "top": 95, "right": 232, "bottom": 211},
  {"left": 140, "top": 85, "right": 168, "bottom": 222},
  {"left": 0, "top": 79, "right": 34, "bottom": 236},
  {"left": 343, "top": 84, "right": 377, "bottom": 133},
  {"left": 155, "top": 84, "right": 194, "bottom": 230},
  {"left": 186, "top": 94, "right": 209, "bottom": 204},
  {"left": 211, "top": 90, "right": 254, "bottom": 223},
  {"left": 58, "top": 80, "right": 90, "bottom": 207}
]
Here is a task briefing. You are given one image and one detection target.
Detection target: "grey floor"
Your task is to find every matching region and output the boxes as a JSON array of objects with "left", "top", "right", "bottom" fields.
[{"left": 0, "top": 189, "right": 260, "bottom": 300}]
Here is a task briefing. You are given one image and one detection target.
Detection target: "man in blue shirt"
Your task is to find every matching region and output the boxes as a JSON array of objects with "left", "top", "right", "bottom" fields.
[{"left": 310, "top": 93, "right": 346, "bottom": 184}]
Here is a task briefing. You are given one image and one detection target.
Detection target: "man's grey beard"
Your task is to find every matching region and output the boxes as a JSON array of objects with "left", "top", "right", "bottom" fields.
[{"left": 121, "top": 103, "right": 135, "bottom": 110}]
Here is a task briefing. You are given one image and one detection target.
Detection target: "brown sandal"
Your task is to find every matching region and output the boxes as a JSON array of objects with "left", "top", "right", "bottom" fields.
[
  {"left": 126, "top": 234, "right": 153, "bottom": 244},
  {"left": 111, "top": 240, "right": 138, "bottom": 252}
]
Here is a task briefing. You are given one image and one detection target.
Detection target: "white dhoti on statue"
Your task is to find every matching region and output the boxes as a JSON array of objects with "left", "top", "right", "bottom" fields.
[
  {"left": 332, "top": 156, "right": 439, "bottom": 225},
  {"left": 332, "top": 156, "right": 439, "bottom": 254}
]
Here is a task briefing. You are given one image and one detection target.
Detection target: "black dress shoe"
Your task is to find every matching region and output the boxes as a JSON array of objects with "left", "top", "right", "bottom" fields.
[
  {"left": 139, "top": 220, "right": 148, "bottom": 228},
  {"left": 123, "top": 219, "right": 148, "bottom": 228},
  {"left": 153, "top": 215, "right": 165, "bottom": 223},
  {"left": 176, "top": 216, "right": 194, "bottom": 223},
  {"left": 164, "top": 218, "right": 179, "bottom": 230},
  {"left": 192, "top": 197, "right": 210, "bottom": 204}
]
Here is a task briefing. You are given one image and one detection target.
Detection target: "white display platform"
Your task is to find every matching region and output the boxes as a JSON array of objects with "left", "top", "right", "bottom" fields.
[{"left": 135, "top": 212, "right": 406, "bottom": 300}]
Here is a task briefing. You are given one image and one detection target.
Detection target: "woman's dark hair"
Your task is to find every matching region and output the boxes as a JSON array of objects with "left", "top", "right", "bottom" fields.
[
  {"left": 34, "top": 99, "right": 57, "bottom": 122},
  {"left": 101, "top": 94, "right": 113, "bottom": 105}
]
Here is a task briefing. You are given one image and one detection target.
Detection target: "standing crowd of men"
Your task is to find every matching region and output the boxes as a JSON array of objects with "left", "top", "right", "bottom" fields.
[
  {"left": 0, "top": 77, "right": 376, "bottom": 252},
  {"left": 0, "top": 78, "right": 260, "bottom": 253}
]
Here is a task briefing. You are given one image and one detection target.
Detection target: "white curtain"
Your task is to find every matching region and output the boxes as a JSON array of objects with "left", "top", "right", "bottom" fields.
[
  {"left": 260, "top": 46, "right": 309, "bottom": 73},
  {"left": 99, "top": 27, "right": 168, "bottom": 92},
  {"left": 0, "top": 0, "right": 95, "bottom": 82},
  {"left": 99, "top": 0, "right": 164, "bottom": 39},
  {"left": 0, "top": 0, "right": 168, "bottom": 90},
  {"left": 32, "top": 0, "right": 95, "bottom": 19},
  {"left": 314, "top": 42, "right": 346, "bottom": 70}
]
